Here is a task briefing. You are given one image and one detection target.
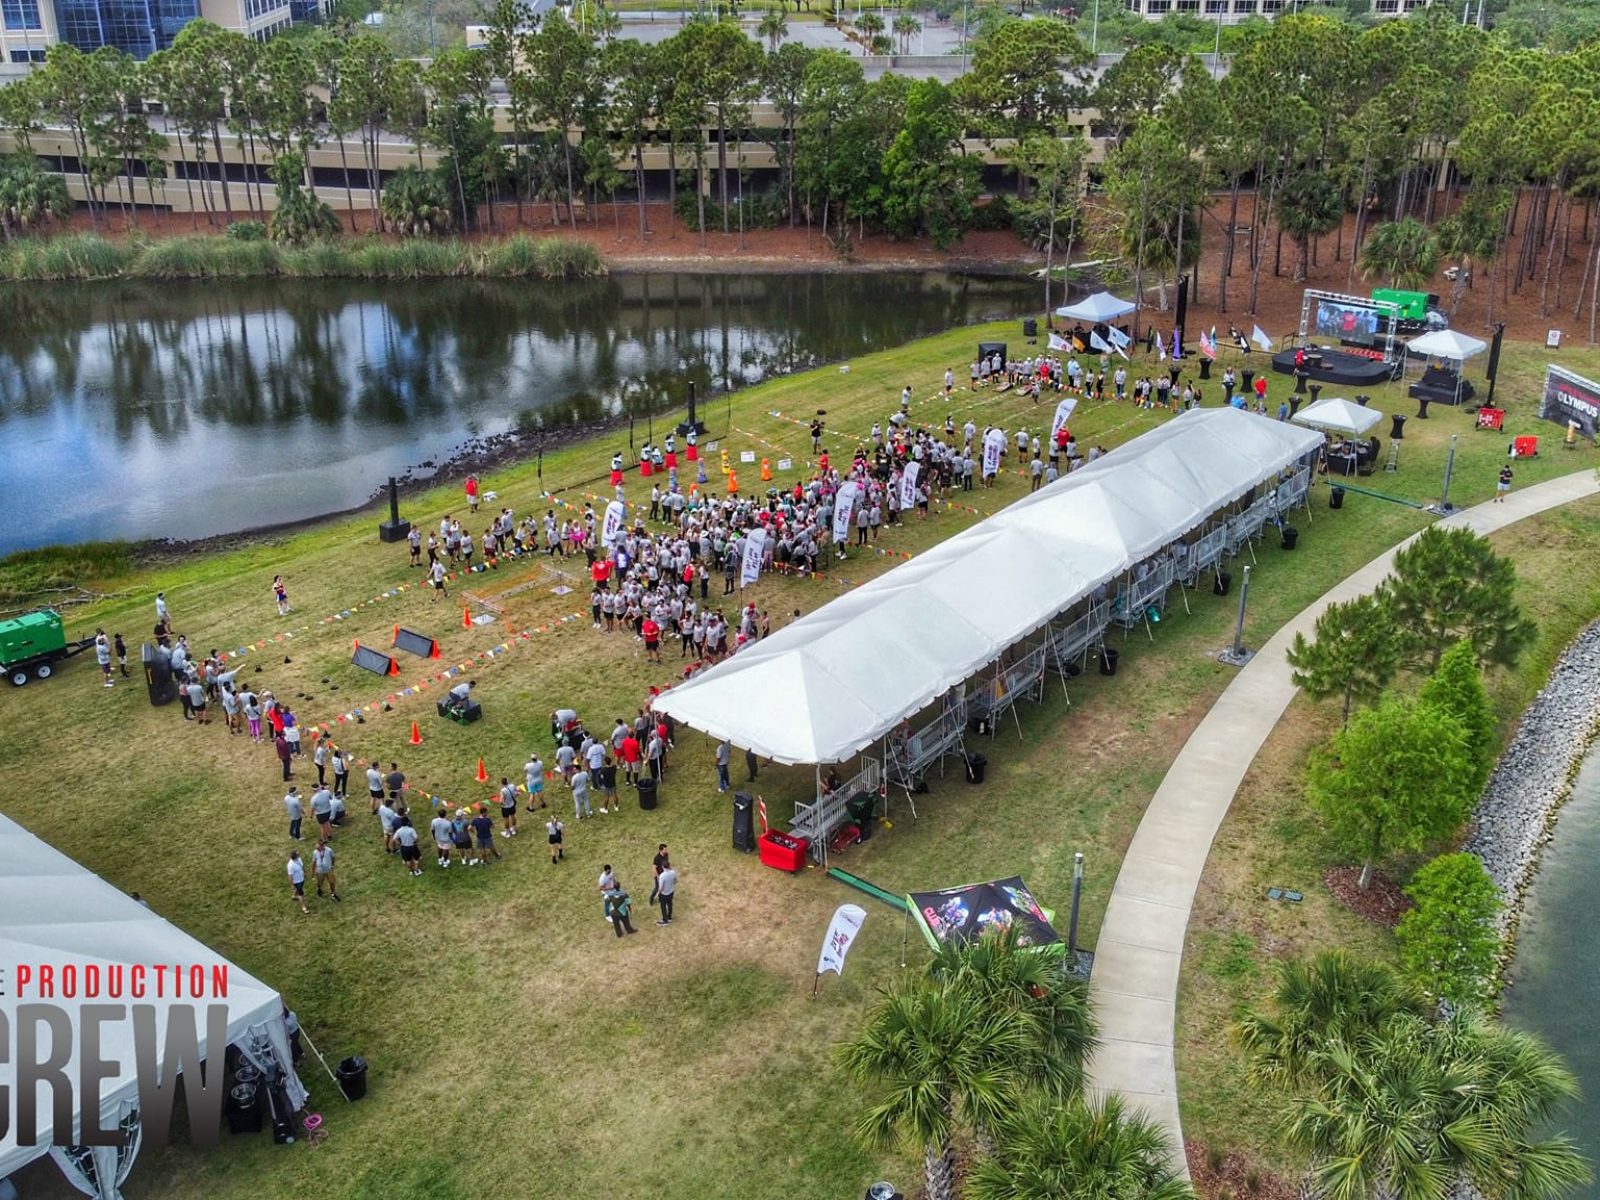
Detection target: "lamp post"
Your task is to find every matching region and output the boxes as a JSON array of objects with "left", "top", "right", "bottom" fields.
[
  {"left": 1218, "top": 564, "right": 1253, "bottom": 666},
  {"left": 1067, "top": 851, "right": 1084, "bottom": 958},
  {"left": 1433, "top": 433, "right": 1459, "bottom": 514}
]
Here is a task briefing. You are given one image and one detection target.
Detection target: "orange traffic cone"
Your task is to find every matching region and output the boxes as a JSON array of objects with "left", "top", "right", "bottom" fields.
[
  {"left": 392, "top": 623, "right": 400, "bottom": 645},
  {"left": 475, "top": 758, "right": 489, "bottom": 784},
  {"left": 409, "top": 721, "right": 424, "bottom": 746},
  {"left": 462, "top": 605, "right": 472, "bottom": 629}
]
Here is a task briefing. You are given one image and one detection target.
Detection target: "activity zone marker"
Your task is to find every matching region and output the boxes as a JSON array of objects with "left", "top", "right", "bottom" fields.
[
  {"left": 351, "top": 641, "right": 401, "bottom": 676},
  {"left": 392, "top": 626, "right": 441, "bottom": 659}
]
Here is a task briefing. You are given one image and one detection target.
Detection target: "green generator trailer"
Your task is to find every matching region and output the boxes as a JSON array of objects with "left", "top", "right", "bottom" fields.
[{"left": 0, "top": 609, "right": 97, "bottom": 686}]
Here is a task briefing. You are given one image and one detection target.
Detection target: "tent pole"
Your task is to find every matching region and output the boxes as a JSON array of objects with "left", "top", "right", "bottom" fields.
[
  {"left": 297, "top": 1026, "right": 348, "bottom": 1100},
  {"left": 901, "top": 908, "right": 909, "bottom": 969},
  {"left": 815, "top": 764, "right": 826, "bottom": 868}
]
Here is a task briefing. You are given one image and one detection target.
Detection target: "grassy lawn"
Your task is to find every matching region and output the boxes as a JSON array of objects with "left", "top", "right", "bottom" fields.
[
  {"left": 1176, "top": 495, "right": 1600, "bottom": 1175},
  {"left": 2, "top": 317, "right": 1596, "bottom": 1199}
]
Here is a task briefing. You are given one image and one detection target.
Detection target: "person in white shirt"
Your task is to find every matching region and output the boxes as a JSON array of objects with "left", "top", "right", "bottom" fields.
[
  {"left": 286, "top": 852, "right": 309, "bottom": 914},
  {"left": 429, "top": 558, "right": 448, "bottom": 600},
  {"left": 430, "top": 813, "right": 455, "bottom": 868},
  {"left": 654, "top": 866, "right": 678, "bottom": 925}
]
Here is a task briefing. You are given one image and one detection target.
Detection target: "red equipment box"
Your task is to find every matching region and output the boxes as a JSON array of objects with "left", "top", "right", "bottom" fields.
[
  {"left": 1511, "top": 435, "right": 1539, "bottom": 458},
  {"left": 1476, "top": 407, "right": 1505, "bottom": 431},
  {"left": 758, "top": 831, "right": 810, "bottom": 872}
]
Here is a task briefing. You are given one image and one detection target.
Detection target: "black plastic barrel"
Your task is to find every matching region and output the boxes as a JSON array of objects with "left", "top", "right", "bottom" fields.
[
  {"left": 637, "top": 776, "right": 658, "bottom": 810},
  {"left": 1099, "top": 647, "right": 1120, "bottom": 676},
  {"left": 1330, "top": 486, "right": 1345, "bottom": 510},
  {"left": 227, "top": 1083, "right": 262, "bottom": 1133},
  {"left": 1213, "top": 570, "right": 1233, "bottom": 597},
  {"left": 965, "top": 754, "right": 988, "bottom": 785},
  {"left": 1022, "top": 317, "right": 1038, "bottom": 338},
  {"left": 1281, "top": 525, "right": 1300, "bottom": 550},
  {"left": 336, "top": 1056, "right": 368, "bottom": 1101}
]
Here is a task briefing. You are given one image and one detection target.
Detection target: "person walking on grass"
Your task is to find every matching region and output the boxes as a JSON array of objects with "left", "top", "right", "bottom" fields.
[
  {"left": 287, "top": 851, "right": 310, "bottom": 914},
  {"left": 471, "top": 805, "right": 500, "bottom": 865},
  {"left": 312, "top": 839, "right": 340, "bottom": 902},
  {"left": 655, "top": 864, "right": 678, "bottom": 925},
  {"left": 311, "top": 785, "right": 334, "bottom": 840},
  {"left": 367, "top": 762, "right": 385, "bottom": 813},
  {"left": 500, "top": 778, "right": 519, "bottom": 837},
  {"left": 451, "top": 808, "right": 473, "bottom": 865},
  {"left": 273, "top": 575, "right": 291, "bottom": 617},
  {"left": 114, "top": 632, "right": 129, "bottom": 677},
  {"left": 649, "top": 843, "right": 671, "bottom": 907},
  {"left": 429, "top": 558, "right": 448, "bottom": 600},
  {"left": 284, "top": 787, "right": 304, "bottom": 841},
  {"left": 605, "top": 886, "right": 638, "bottom": 938},
  {"left": 386, "top": 762, "right": 406, "bottom": 806},
  {"left": 393, "top": 818, "right": 423, "bottom": 877},
  {"left": 314, "top": 739, "right": 328, "bottom": 787},
  {"left": 524, "top": 754, "right": 547, "bottom": 810},
  {"left": 598, "top": 756, "right": 619, "bottom": 813},
  {"left": 331, "top": 745, "right": 350, "bottom": 799},
  {"left": 94, "top": 630, "right": 114, "bottom": 688},
  {"left": 378, "top": 797, "right": 398, "bottom": 852},
  {"left": 570, "top": 766, "right": 594, "bottom": 820},
  {"left": 276, "top": 733, "right": 294, "bottom": 782},
  {"left": 547, "top": 815, "right": 565, "bottom": 863},
  {"left": 1496, "top": 462, "right": 1513, "bottom": 503},
  {"left": 715, "top": 739, "right": 731, "bottom": 793},
  {"left": 431, "top": 810, "right": 455, "bottom": 869}
]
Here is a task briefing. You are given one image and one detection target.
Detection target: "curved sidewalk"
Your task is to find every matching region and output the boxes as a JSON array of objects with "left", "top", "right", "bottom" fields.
[{"left": 1084, "top": 468, "right": 1600, "bottom": 1167}]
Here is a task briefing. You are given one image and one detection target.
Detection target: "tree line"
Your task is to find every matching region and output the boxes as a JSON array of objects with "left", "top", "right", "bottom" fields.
[{"left": 3, "top": 7, "right": 1600, "bottom": 330}]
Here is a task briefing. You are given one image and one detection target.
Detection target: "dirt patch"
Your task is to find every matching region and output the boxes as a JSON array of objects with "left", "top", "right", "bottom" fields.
[
  {"left": 1186, "top": 1140, "right": 1299, "bottom": 1200},
  {"left": 1322, "top": 866, "right": 1413, "bottom": 928}
]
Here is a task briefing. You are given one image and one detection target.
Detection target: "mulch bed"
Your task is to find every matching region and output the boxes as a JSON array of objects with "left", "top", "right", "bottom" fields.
[
  {"left": 1322, "top": 867, "right": 1413, "bottom": 927},
  {"left": 1186, "top": 1140, "right": 1297, "bottom": 1200}
]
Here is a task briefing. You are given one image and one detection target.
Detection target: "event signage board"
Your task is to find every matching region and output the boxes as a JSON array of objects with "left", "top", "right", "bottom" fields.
[
  {"left": 1051, "top": 397, "right": 1078, "bottom": 441},
  {"left": 908, "top": 875, "right": 1059, "bottom": 949},
  {"left": 1540, "top": 364, "right": 1600, "bottom": 442},
  {"left": 601, "top": 500, "right": 626, "bottom": 547},
  {"left": 831, "top": 482, "right": 858, "bottom": 545},
  {"left": 816, "top": 904, "right": 867, "bottom": 977},
  {"left": 898, "top": 461, "right": 920, "bottom": 510},
  {"left": 740, "top": 528, "right": 766, "bottom": 588}
]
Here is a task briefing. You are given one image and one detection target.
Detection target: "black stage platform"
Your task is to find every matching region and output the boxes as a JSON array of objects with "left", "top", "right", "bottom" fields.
[{"left": 1270, "top": 345, "right": 1398, "bottom": 386}]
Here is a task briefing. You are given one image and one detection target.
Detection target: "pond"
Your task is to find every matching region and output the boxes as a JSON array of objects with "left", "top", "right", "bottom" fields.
[
  {"left": 0, "top": 270, "right": 1039, "bottom": 553},
  {"left": 1501, "top": 740, "right": 1600, "bottom": 1193}
]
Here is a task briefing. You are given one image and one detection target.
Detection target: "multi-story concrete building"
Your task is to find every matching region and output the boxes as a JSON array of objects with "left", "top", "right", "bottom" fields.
[
  {"left": 1120, "top": 0, "right": 1432, "bottom": 21},
  {"left": 0, "top": 0, "right": 321, "bottom": 65}
]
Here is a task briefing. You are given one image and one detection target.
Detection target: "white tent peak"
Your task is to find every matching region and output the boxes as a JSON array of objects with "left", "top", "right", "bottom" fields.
[
  {"left": 1291, "top": 396, "right": 1385, "bottom": 437},
  {"left": 1406, "top": 328, "right": 1487, "bottom": 360},
  {"left": 1054, "top": 291, "right": 1137, "bottom": 323}
]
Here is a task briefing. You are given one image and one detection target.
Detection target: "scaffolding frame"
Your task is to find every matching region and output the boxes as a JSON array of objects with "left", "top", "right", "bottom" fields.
[
  {"left": 1046, "top": 599, "right": 1112, "bottom": 700},
  {"left": 965, "top": 645, "right": 1049, "bottom": 740},
  {"left": 792, "top": 758, "right": 883, "bottom": 866},
  {"left": 884, "top": 691, "right": 970, "bottom": 818}
]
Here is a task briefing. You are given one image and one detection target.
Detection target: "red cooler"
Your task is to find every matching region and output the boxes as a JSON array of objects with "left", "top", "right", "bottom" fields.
[{"left": 758, "top": 831, "right": 809, "bottom": 872}]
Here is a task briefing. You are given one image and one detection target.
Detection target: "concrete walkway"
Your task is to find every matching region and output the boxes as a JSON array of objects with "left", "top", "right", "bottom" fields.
[{"left": 1085, "top": 468, "right": 1600, "bottom": 1167}]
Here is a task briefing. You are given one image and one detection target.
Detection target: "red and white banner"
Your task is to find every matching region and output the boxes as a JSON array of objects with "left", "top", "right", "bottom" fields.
[
  {"left": 601, "top": 500, "right": 626, "bottom": 547},
  {"left": 898, "top": 461, "right": 921, "bottom": 510},
  {"left": 817, "top": 904, "right": 867, "bottom": 977},
  {"left": 740, "top": 528, "right": 767, "bottom": 588}
]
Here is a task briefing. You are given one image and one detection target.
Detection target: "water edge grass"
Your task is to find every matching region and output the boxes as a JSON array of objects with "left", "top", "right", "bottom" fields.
[{"left": 0, "top": 232, "right": 606, "bottom": 282}]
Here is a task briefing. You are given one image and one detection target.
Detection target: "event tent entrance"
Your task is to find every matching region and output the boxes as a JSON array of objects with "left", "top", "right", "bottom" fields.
[
  {"left": 0, "top": 813, "right": 308, "bottom": 1200},
  {"left": 1054, "top": 291, "right": 1137, "bottom": 323}
]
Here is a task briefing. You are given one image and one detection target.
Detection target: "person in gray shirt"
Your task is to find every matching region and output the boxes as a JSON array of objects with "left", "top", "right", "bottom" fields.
[
  {"left": 569, "top": 768, "right": 593, "bottom": 820},
  {"left": 284, "top": 788, "right": 303, "bottom": 841}
]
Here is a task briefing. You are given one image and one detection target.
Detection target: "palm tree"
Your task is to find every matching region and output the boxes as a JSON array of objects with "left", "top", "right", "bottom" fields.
[
  {"left": 929, "top": 924, "right": 1097, "bottom": 1103},
  {"left": 838, "top": 977, "right": 1036, "bottom": 1200},
  {"left": 1435, "top": 195, "right": 1503, "bottom": 317},
  {"left": 757, "top": 5, "right": 789, "bottom": 52},
  {"left": 856, "top": 11, "right": 886, "bottom": 45},
  {"left": 1285, "top": 1013, "right": 1590, "bottom": 1200},
  {"left": 1276, "top": 169, "right": 1344, "bottom": 283},
  {"left": 0, "top": 154, "right": 71, "bottom": 240},
  {"left": 1359, "top": 216, "right": 1440, "bottom": 291},
  {"left": 967, "top": 1094, "right": 1196, "bottom": 1200},
  {"left": 1234, "top": 951, "right": 1427, "bottom": 1088},
  {"left": 893, "top": 13, "right": 921, "bottom": 54}
]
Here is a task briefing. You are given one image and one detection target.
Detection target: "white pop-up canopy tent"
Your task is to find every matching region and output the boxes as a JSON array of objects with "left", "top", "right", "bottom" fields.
[
  {"left": 1292, "top": 396, "right": 1385, "bottom": 437},
  {"left": 1405, "top": 328, "right": 1488, "bottom": 362},
  {"left": 1054, "top": 291, "right": 1137, "bottom": 323},
  {"left": 0, "top": 813, "right": 307, "bottom": 1200},
  {"left": 654, "top": 408, "right": 1322, "bottom": 765}
]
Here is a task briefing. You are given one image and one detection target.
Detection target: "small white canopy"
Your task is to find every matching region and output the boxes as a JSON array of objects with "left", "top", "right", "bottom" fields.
[
  {"left": 1054, "top": 291, "right": 1137, "bottom": 323},
  {"left": 1406, "top": 328, "right": 1487, "bottom": 361},
  {"left": 654, "top": 408, "right": 1322, "bottom": 765},
  {"left": 1292, "top": 396, "right": 1385, "bottom": 437},
  {"left": 0, "top": 813, "right": 307, "bottom": 1199}
]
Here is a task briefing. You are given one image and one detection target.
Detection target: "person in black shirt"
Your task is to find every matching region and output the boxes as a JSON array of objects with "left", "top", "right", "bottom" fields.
[{"left": 649, "top": 843, "right": 671, "bottom": 907}]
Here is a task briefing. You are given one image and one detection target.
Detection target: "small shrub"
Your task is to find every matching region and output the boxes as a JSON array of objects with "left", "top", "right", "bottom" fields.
[
  {"left": 1245, "top": 1168, "right": 1263, "bottom": 1193},
  {"left": 226, "top": 220, "right": 267, "bottom": 242},
  {"left": 1206, "top": 1144, "right": 1226, "bottom": 1173}
]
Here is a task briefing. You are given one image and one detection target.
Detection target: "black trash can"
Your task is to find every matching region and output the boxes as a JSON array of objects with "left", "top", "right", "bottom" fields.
[
  {"left": 965, "top": 754, "right": 988, "bottom": 785},
  {"left": 846, "top": 792, "right": 877, "bottom": 838},
  {"left": 1022, "top": 317, "right": 1038, "bottom": 339},
  {"left": 141, "top": 643, "right": 178, "bottom": 707},
  {"left": 227, "top": 1083, "right": 262, "bottom": 1134},
  {"left": 1099, "top": 647, "right": 1120, "bottom": 676},
  {"left": 1330, "top": 486, "right": 1345, "bottom": 510},
  {"left": 1213, "top": 569, "right": 1233, "bottom": 597},
  {"left": 336, "top": 1056, "right": 368, "bottom": 1102},
  {"left": 1199, "top": 358, "right": 1212, "bottom": 380},
  {"left": 1281, "top": 525, "right": 1300, "bottom": 550},
  {"left": 637, "top": 776, "right": 658, "bottom": 811}
]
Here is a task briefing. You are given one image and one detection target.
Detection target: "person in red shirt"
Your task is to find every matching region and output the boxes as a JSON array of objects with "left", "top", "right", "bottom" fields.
[
  {"left": 641, "top": 616, "right": 661, "bottom": 663},
  {"left": 591, "top": 558, "right": 611, "bottom": 590},
  {"left": 620, "top": 731, "right": 642, "bottom": 785}
]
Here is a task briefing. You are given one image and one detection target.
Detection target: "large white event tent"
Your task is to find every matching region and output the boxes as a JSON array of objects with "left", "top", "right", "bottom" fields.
[
  {"left": 1054, "top": 291, "right": 1137, "bottom": 323},
  {"left": 1292, "top": 396, "right": 1385, "bottom": 437},
  {"left": 1405, "top": 328, "right": 1488, "bottom": 362},
  {"left": 654, "top": 408, "right": 1322, "bottom": 766},
  {"left": 0, "top": 813, "right": 307, "bottom": 1200}
]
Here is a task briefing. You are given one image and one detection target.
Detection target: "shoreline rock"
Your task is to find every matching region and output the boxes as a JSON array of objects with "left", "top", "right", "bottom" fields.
[{"left": 1464, "top": 618, "right": 1600, "bottom": 963}]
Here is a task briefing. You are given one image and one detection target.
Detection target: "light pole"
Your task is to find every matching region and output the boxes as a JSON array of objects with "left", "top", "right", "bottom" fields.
[
  {"left": 1067, "top": 851, "right": 1085, "bottom": 958},
  {"left": 1091, "top": 0, "right": 1099, "bottom": 53},
  {"left": 1432, "top": 433, "right": 1459, "bottom": 514},
  {"left": 1218, "top": 563, "right": 1253, "bottom": 666}
]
